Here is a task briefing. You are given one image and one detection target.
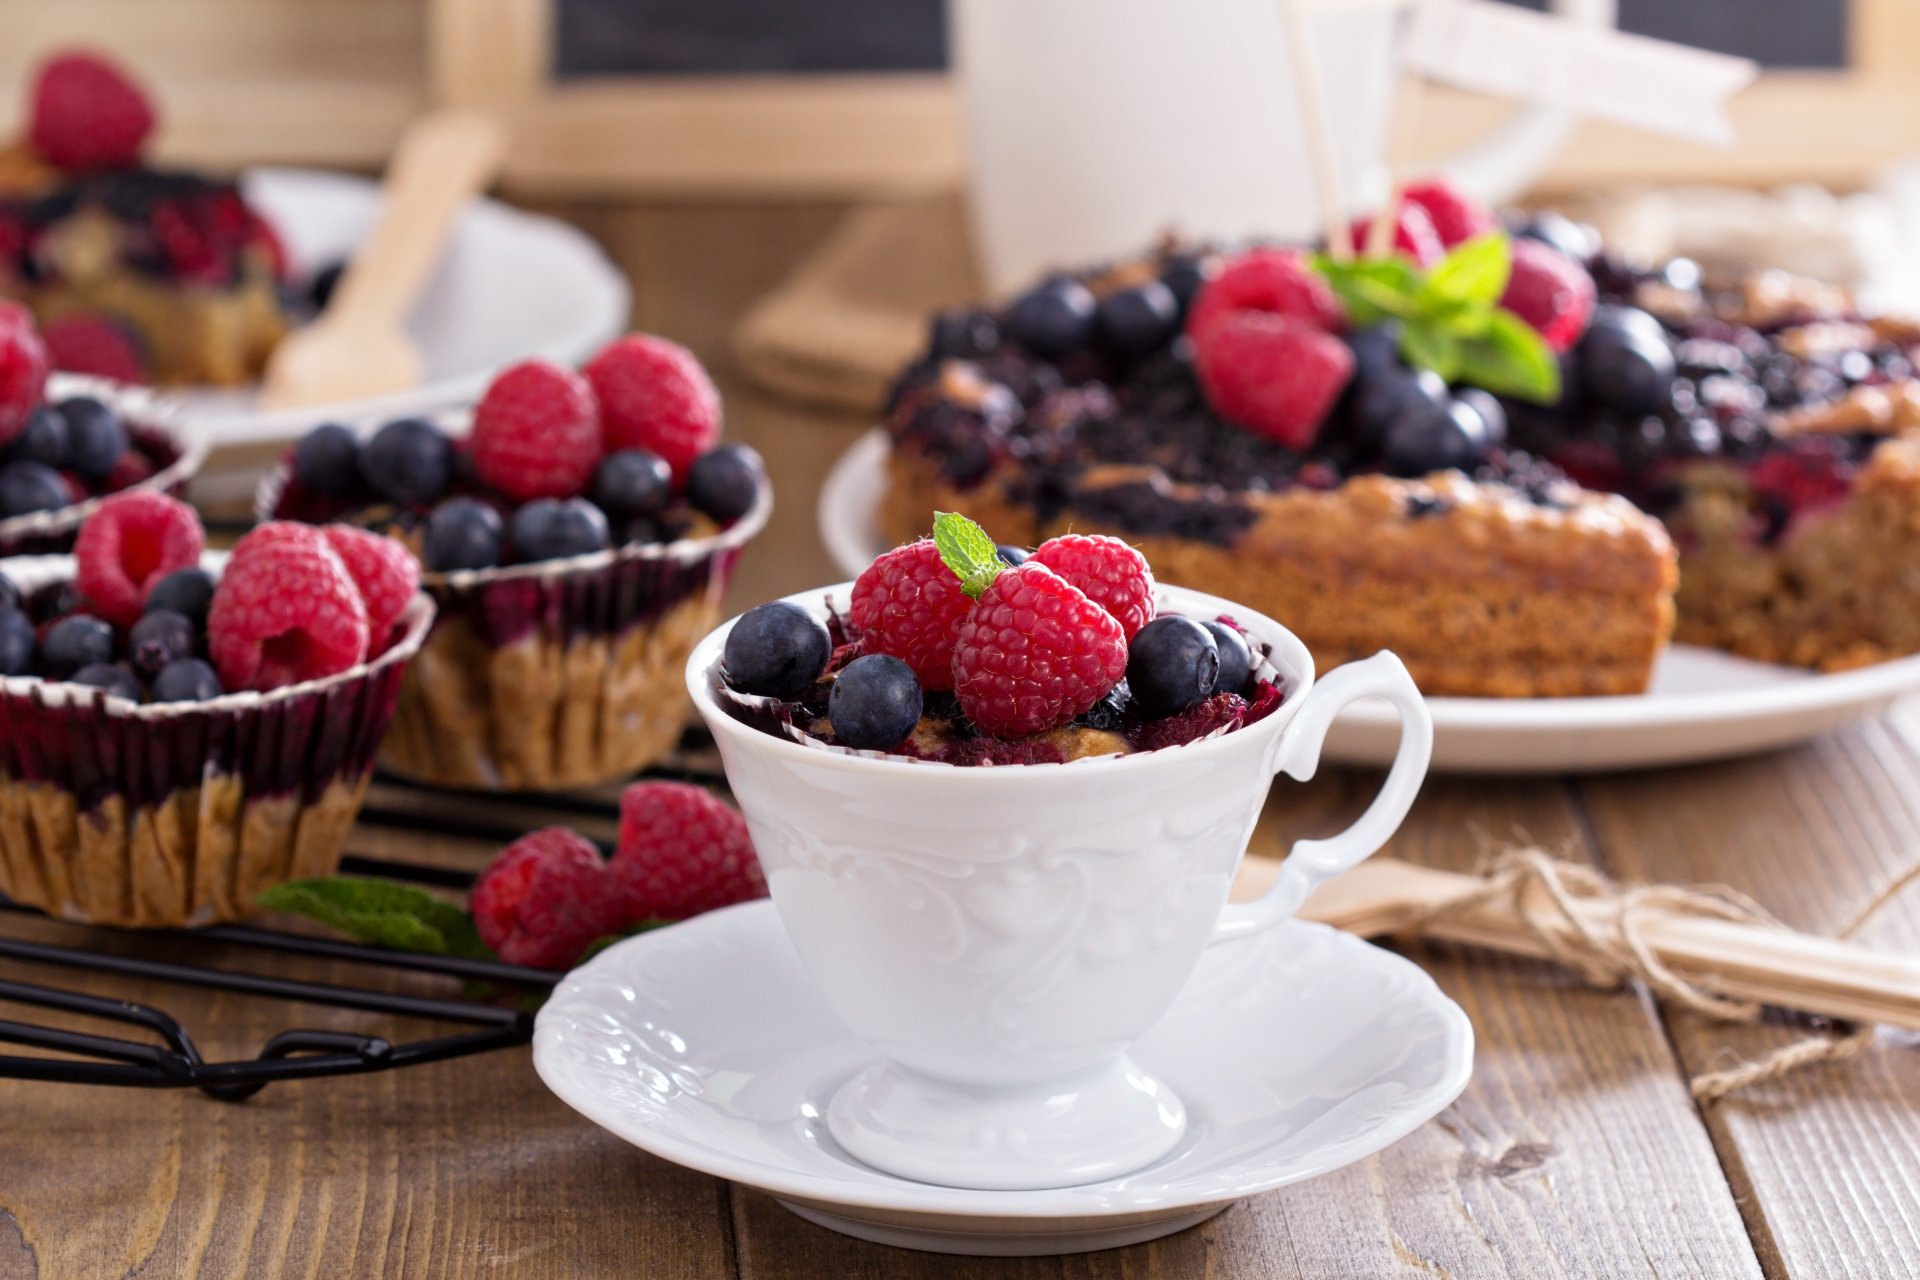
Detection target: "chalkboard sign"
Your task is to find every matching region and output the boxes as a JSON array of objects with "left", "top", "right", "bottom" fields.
[{"left": 553, "top": 0, "right": 1844, "bottom": 78}]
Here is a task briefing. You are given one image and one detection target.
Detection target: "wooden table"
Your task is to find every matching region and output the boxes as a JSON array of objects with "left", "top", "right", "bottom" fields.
[{"left": 5, "top": 201, "right": 1920, "bottom": 1280}]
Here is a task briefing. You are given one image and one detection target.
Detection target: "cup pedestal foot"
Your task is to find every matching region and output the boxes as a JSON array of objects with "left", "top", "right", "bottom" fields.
[{"left": 826, "top": 1057, "right": 1186, "bottom": 1191}]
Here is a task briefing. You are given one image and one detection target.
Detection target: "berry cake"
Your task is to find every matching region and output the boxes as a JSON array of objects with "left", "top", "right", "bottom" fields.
[
  {"left": 0, "top": 52, "right": 290, "bottom": 386},
  {"left": 881, "top": 182, "right": 1920, "bottom": 696},
  {"left": 261, "top": 334, "right": 771, "bottom": 791},
  {"left": 0, "top": 494, "right": 432, "bottom": 926},
  {"left": 718, "top": 514, "right": 1283, "bottom": 765}
]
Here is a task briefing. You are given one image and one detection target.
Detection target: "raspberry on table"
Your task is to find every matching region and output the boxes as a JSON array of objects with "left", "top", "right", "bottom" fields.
[
  {"left": 471, "top": 828, "right": 624, "bottom": 970},
  {"left": 952, "top": 560, "right": 1128, "bottom": 738},
  {"left": 849, "top": 538, "right": 976, "bottom": 690},
  {"left": 1185, "top": 248, "right": 1344, "bottom": 341},
  {"left": 0, "top": 302, "right": 50, "bottom": 446},
  {"left": 470, "top": 360, "right": 602, "bottom": 502},
  {"left": 1193, "top": 310, "right": 1354, "bottom": 450},
  {"left": 73, "top": 490, "right": 205, "bottom": 627},
  {"left": 1500, "top": 238, "right": 1596, "bottom": 354},
  {"left": 585, "top": 334, "right": 722, "bottom": 483},
  {"left": 1401, "top": 178, "right": 1496, "bottom": 248},
  {"left": 1030, "top": 533, "right": 1156, "bottom": 641},
  {"left": 321, "top": 524, "right": 420, "bottom": 635},
  {"left": 609, "top": 781, "right": 767, "bottom": 921},
  {"left": 206, "top": 522, "right": 370, "bottom": 692},
  {"left": 28, "top": 51, "right": 156, "bottom": 172}
]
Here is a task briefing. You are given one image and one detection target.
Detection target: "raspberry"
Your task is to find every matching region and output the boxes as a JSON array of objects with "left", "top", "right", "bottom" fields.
[
  {"left": 585, "top": 334, "right": 722, "bottom": 482},
  {"left": 470, "top": 360, "right": 602, "bottom": 502},
  {"left": 73, "top": 490, "right": 204, "bottom": 627},
  {"left": 321, "top": 525, "right": 420, "bottom": 635},
  {"left": 105, "top": 450, "right": 156, "bottom": 493},
  {"left": 28, "top": 51, "right": 156, "bottom": 171},
  {"left": 1349, "top": 203, "right": 1444, "bottom": 265},
  {"left": 609, "top": 782, "right": 767, "bottom": 921},
  {"left": 1747, "top": 446, "right": 1855, "bottom": 518},
  {"left": 1401, "top": 179, "right": 1495, "bottom": 248},
  {"left": 40, "top": 313, "right": 147, "bottom": 384},
  {"left": 471, "top": 828, "right": 623, "bottom": 970},
  {"left": 1192, "top": 310, "right": 1354, "bottom": 450},
  {"left": 848, "top": 539, "right": 974, "bottom": 690},
  {"left": 1133, "top": 692, "right": 1249, "bottom": 753},
  {"left": 1030, "top": 533, "right": 1155, "bottom": 641},
  {"left": 0, "top": 302, "right": 50, "bottom": 445},
  {"left": 1185, "top": 248, "right": 1343, "bottom": 341},
  {"left": 1500, "top": 238, "right": 1596, "bottom": 354},
  {"left": 206, "top": 522, "right": 370, "bottom": 692},
  {"left": 952, "top": 562, "right": 1127, "bottom": 738}
]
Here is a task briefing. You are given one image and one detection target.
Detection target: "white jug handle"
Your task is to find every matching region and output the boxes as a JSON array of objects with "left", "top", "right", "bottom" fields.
[{"left": 1210, "top": 652, "right": 1433, "bottom": 946}]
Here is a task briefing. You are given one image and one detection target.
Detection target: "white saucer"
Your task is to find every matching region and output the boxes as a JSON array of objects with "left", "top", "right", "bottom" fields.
[
  {"left": 819, "top": 428, "right": 1920, "bottom": 774},
  {"left": 534, "top": 900, "right": 1473, "bottom": 1257}
]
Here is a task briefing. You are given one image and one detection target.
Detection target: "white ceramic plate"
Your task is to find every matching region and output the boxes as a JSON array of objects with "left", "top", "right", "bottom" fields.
[
  {"left": 535, "top": 899, "right": 1472, "bottom": 1257},
  {"left": 161, "top": 167, "right": 629, "bottom": 446},
  {"left": 819, "top": 429, "right": 1920, "bottom": 773}
]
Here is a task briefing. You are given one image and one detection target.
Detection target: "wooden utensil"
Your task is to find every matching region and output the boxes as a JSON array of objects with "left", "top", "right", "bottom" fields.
[
  {"left": 258, "top": 109, "right": 509, "bottom": 411},
  {"left": 1233, "top": 855, "right": 1920, "bottom": 1032}
]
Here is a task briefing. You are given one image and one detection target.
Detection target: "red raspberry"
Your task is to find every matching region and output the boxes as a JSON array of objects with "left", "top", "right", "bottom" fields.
[
  {"left": 1185, "top": 248, "right": 1343, "bottom": 341},
  {"left": 1192, "top": 310, "right": 1354, "bottom": 450},
  {"left": 1500, "top": 238, "right": 1595, "bottom": 354},
  {"left": 74, "top": 490, "right": 204, "bottom": 627},
  {"left": 609, "top": 782, "right": 767, "bottom": 921},
  {"left": 471, "top": 828, "right": 623, "bottom": 970},
  {"left": 1747, "top": 446, "right": 1855, "bottom": 518},
  {"left": 0, "top": 302, "right": 50, "bottom": 445},
  {"left": 1029, "top": 533, "right": 1155, "bottom": 641},
  {"left": 952, "top": 563, "right": 1127, "bottom": 738},
  {"left": 40, "top": 313, "right": 147, "bottom": 384},
  {"left": 1401, "top": 178, "right": 1496, "bottom": 248},
  {"left": 105, "top": 450, "right": 156, "bottom": 493},
  {"left": 848, "top": 539, "right": 975, "bottom": 690},
  {"left": 206, "top": 522, "right": 370, "bottom": 692},
  {"left": 321, "top": 525, "right": 420, "bottom": 636},
  {"left": 470, "top": 360, "right": 602, "bottom": 502},
  {"left": 1348, "top": 203, "right": 1444, "bottom": 266},
  {"left": 585, "top": 334, "right": 722, "bottom": 482},
  {"left": 28, "top": 52, "right": 156, "bottom": 171}
]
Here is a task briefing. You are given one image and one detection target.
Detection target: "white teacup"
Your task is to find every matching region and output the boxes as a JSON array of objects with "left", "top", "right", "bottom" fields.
[{"left": 688, "top": 583, "right": 1432, "bottom": 1191}]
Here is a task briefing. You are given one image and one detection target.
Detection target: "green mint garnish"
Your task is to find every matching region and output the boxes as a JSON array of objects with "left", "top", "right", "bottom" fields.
[
  {"left": 1311, "top": 231, "right": 1560, "bottom": 403},
  {"left": 932, "top": 510, "right": 1005, "bottom": 599},
  {"left": 259, "top": 876, "right": 495, "bottom": 959}
]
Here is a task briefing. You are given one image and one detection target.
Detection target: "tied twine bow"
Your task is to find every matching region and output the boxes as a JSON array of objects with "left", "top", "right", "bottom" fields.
[{"left": 1409, "top": 848, "right": 1916, "bottom": 1100}]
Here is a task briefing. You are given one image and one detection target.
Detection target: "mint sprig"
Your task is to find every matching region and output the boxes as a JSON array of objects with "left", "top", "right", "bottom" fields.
[
  {"left": 932, "top": 511, "right": 1004, "bottom": 599},
  {"left": 260, "top": 877, "right": 494, "bottom": 958},
  {"left": 1311, "top": 231, "right": 1560, "bottom": 403}
]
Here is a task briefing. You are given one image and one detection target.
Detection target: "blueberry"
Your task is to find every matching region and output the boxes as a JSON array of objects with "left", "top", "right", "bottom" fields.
[
  {"left": 0, "top": 460, "right": 70, "bottom": 517},
  {"left": 152, "top": 657, "right": 224, "bottom": 703},
  {"left": 1076, "top": 680, "right": 1132, "bottom": 731},
  {"left": 1454, "top": 387, "right": 1507, "bottom": 449},
  {"left": 128, "top": 609, "right": 195, "bottom": 677},
  {"left": 723, "top": 601, "right": 831, "bottom": 699},
  {"left": 308, "top": 260, "right": 348, "bottom": 311},
  {"left": 1345, "top": 324, "right": 1405, "bottom": 381},
  {"left": 928, "top": 308, "right": 1000, "bottom": 360},
  {"left": 1159, "top": 254, "right": 1212, "bottom": 312},
  {"left": 144, "top": 567, "right": 216, "bottom": 630},
  {"left": 686, "top": 444, "right": 765, "bottom": 524},
  {"left": 59, "top": 397, "right": 127, "bottom": 482},
  {"left": 589, "top": 449, "right": 672, "bottom": 524},
  {"left": 996, "top": 544, "right": 1028, "bottom": 566},
  {"left": 1005, "top": 277, "right": 1096, "bottom": 357},
  {"left": 1382, "top": 397, "right": 1488, "bottom": 476},
  {"left": 1095, "top": 281, "right": 1179, "bottom": 359},
  {"left": 1127, "top": 616, "right": 1219, "bottom": 718},
  {"left": 509, "top": 497, "right": 610, "bottom": 564},
  {"left": 72, "top": 662, "right": 142, "bottom": 702},
  {"left": 7, "top": 406, "right": 68, "bottom": 468},
  {"left": 828, "top": 654, "right": 924, "bottom": 750},
  {"left": 1513, "top": 212, "right": 1597, "bottom": 264},
  {"left": 42, "top": 615, "right": 114, "bottom": 679},
  {"left": 359, "top": 417, "right": 452, "bottom": 507},
  {"left": 1352, "top": 365, "right": 1448, "bottom": 454},
  {"left": 422, "top": 497, "right": 505, "bottom": 572},
  {"left": 1200, "top": 621, "right": 1253, "bottom": 696},
  {"left": 0, "top": 608, "right": 33, "bottom": 676},
  {"left": 0, "top": 572, "right": 17, "bottom": 614},
  {"left": 293, "top": 422, "right": 362, "bottom": 497},
  {"left": 1580, "top": 306, "right": 1675, "bottom": 414}
]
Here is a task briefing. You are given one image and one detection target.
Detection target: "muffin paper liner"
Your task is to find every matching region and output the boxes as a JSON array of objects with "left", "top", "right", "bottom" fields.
[
  {"left": 0, "top": 375, "right": 208, "bottom": 558},
  {"left": 0, "top": 554, "right": 434, "bottom": 927}
]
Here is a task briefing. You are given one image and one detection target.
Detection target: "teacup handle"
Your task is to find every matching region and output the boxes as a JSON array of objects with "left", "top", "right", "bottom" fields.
[{"left": 1210, "top": 652, "right": 1433, "bottom": 946}]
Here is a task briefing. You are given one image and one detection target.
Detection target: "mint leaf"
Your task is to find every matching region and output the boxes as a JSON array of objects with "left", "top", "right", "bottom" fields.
[
  {"left": 1454, "top": 309, "right": 1562, "bottom": 403},
  {"left": 1420, "top": 233, "right": 1511, "bottom": 311},
  {"left": 932, "top": 511, "right": 1004, "bottom": 599},
  {"left": 1310, "top": 254, "right": 1421, "bottom": 328},
  {"left": 259, "top": 877, "right": 494, "bottom": 960}
]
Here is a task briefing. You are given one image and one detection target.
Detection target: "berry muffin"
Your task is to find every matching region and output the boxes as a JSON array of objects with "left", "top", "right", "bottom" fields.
[
  {"left": 0, "top": 493, "right": 432, "bottom": 926},
  {"left": 882, "top": 180, "right": 1920, "bottom": 694},
  {"left": 260, "top": 334, "right": 771, "bottom": 791}
]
